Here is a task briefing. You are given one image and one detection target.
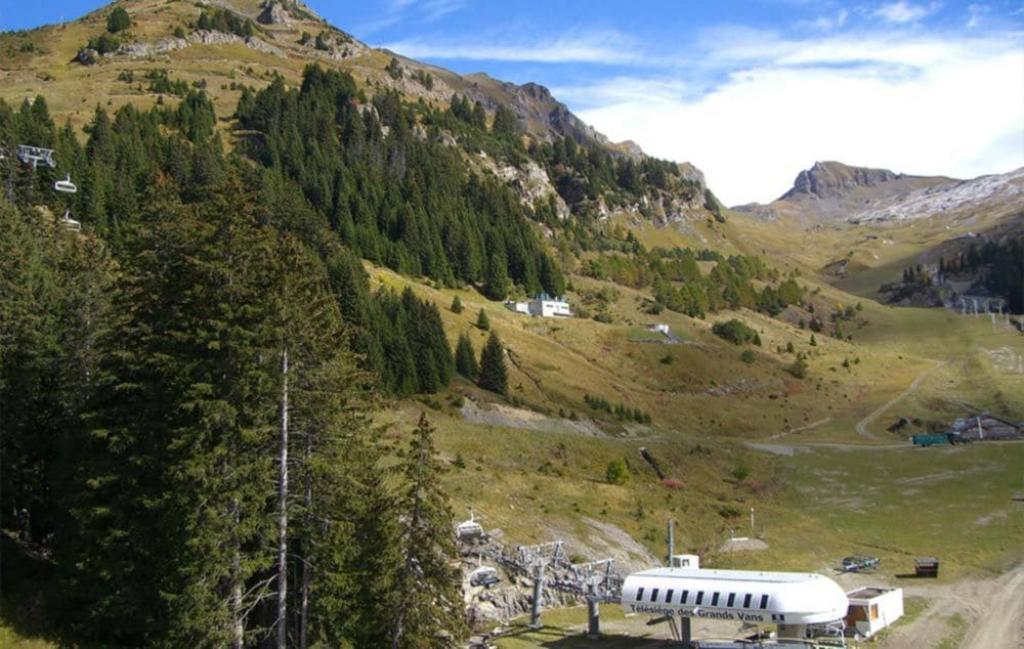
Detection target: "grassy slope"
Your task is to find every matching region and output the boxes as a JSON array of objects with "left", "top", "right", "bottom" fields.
[{"left": 3, "top": 4, "right": 1022, "bottom": 647}]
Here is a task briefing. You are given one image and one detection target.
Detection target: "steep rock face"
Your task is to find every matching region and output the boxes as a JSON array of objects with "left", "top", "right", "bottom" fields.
[
  {"left": 257, "top": 1, "right": 291, "bottom": 24},
  {"left": 782, "top": 161, "right": 900, "bottom": 201},
  {"left": 461, "top": 75, "right": 610, "bottom": 148}
]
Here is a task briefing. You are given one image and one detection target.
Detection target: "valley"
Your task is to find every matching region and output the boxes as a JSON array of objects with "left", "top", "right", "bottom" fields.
[{"left": 1, "top": 2, "right": 1021, "bottom": 648}]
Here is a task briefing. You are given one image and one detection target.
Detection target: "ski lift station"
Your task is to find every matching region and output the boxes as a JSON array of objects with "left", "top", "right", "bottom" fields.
[{"left": 622, "top": 567, "right": 851, "bottom": 643}]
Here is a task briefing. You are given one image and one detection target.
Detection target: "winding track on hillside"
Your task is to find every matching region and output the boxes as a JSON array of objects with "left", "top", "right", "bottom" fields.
[
  {"left": 882, "top": 561, "right": 1024, "bottom": 649},
  {"left": 855, "top": 360, "right": 945, "bottom": 440}
]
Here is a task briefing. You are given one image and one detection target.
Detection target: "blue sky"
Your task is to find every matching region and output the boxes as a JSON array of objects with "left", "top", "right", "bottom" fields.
[{"left": 3, "top": 1, "right": 1023, "bottom": 204}]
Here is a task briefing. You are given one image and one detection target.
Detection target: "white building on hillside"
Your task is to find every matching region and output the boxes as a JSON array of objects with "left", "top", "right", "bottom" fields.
[
  {"left": 504, "top": 300, "right": 531, "bottom": 315},
  {"left": 504, "top": 294, "right": 572, "bottom": 318},
  {"left": 528, "top": 293, "right": 571, "bottom": 318}
]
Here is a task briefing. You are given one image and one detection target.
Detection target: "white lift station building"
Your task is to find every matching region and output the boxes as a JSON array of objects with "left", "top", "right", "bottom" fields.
[{"left": 621, "top": 567, "right": 849, "bottom": 643}]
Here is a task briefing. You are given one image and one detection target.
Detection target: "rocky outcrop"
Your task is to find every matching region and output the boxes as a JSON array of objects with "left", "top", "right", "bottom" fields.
[
  {"left": 112, "top": 31, "right": 285, "bottom": 60},
  {"left": 782, "top": 161, "right": 900, "bottom": 201},
  {"left": 75, "top": 48, "right": 99, "bottom": 65},
  {"left": 490, "top": 160, "right": 571, "bottom": 220},
  {"left": 257, "top": 1, "right": 291, "bottom": 25}
]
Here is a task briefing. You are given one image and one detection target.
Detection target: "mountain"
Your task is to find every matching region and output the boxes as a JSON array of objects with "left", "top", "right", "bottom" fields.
[
  {"left": 781, "top": 160, "right": 905, "bottom": 201},
  {"left": 733, "top": 160, "right": 951, "bottom": 222},
  {"left": 0, "top": 0, "right": 703, "bottom": 180}
]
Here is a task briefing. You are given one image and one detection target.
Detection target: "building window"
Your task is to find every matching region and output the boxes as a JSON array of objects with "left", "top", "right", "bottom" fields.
[
  {"left": 650, "top": 588, "right": 659, "bottom": 602},
  {"left": 760, "top": 595, "right": 769, "bottom": 609},
  {"left": 711, "top": 592, "right": 720, "bottom": 606},
  {"left": 666, "top": 589, "right": 675, "bottom": 603},
  {"left": 681, "top": 590, "right": 689, "bottom": 604},
  {"left": 696, "top": 591, "right": 704, "bottom": 605},
  {"left": 727, "top": 593, "right": 736, "bottom": 607},
  {"left": 636, "top": 587, "right": 644, "bottom": 602},
  {"left": 743, "top": 594, "right": 752, "bottom": 608}
]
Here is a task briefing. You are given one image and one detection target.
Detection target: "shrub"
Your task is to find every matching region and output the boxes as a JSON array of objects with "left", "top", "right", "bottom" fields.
[
  {"left": 718, "top": 505, "right": 741, "bottom": 519},
  {"left": 731, "top": 463, "right": 750, "bottom": 481},
  {"left": 107, "top": 7, "right": 132, "bottom": 33},
  {"left": 712, "top": 319, "right": 759, "bottom": 345},
  {"left": 660, "top": 354, "right": 674, "bottom": 365},
  {"left": 386, "top": 57, "right": 403, "bottom": 80},
  {"left": 86, "top": 33, "right": 121, "bottom": 55},
  {"left": 740, "top": 350, "right": 756, "bottom": 364},
  {"left": 788, "top": 355, "right": 809, "bottom": 379},
  {"left": 606, "top": 458, "right": 630, "bottom": 485}
]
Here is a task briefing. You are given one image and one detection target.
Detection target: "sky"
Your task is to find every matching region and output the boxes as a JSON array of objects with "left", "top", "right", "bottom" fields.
[{"left": 3, "top": 1, "right": 1023, "bottom": 205}]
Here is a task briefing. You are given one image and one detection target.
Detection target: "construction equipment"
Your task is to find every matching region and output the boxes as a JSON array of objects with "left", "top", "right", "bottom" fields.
[
  {"left": 839, "top": 555, "right": 879, "bottom": 573},
  {"left": 911, "top": 433, "right": 952, "bottom": 447}
]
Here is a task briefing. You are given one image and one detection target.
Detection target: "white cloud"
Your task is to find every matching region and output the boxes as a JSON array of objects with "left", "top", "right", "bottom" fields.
[
  {"left": 801, "top": 9, "right": 850, "bottom": 31},
  {"left": 967, "top": 3, "right": 989, "bottom": 28},
  {"left": 356, "top": 0, "right": 466, "bottom": 35},
  {"left": 873, "top": 1, "right": 943, "bottom": 24},
  {"left": 568, "top": 33, "right": 1024, "bottom": 205},
  {"left": 380, "top": 29, "right": 645, "bottom": 64}
]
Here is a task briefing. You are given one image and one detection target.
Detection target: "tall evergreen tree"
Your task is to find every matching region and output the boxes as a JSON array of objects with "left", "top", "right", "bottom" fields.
[
  {"left": 478, "top": 332, "right": 507, "bottom": 396},
  {"left": 389, "top": 414, "right": 466, "bottom": 648},
  {"left": 454, "top": 332, "right": 478, "bottom": 380}
]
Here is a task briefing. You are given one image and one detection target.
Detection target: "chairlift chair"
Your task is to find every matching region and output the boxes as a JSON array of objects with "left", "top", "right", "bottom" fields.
[
  {"left": 17, "top": 145, "right": 56, "bottom": 169},
  {"left": 469, "top": 565, "right": 500, "bottom": 588},
  {"left": 59, "top": 210, "right": 81, "bottom": 232},
  {"left": 54, "top": 174, "right": 77, "bottom": 194},
  {"left": 456, "top": 510, "right": 484, "bottom": 539}
]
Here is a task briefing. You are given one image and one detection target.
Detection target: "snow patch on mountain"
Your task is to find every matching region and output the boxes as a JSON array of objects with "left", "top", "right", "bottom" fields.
[{"left": 850, "top": 167, "right": 1024, "bottom": 224}]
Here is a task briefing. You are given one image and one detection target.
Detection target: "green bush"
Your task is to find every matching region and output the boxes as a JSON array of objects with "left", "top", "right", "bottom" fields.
[
  {"left": 740, "top": 349, "right": 756, "bottom": 364},
  {"left": 712, "top": 319, "right": 759, "bottom": 345},
  {"left": 731, "top": 463, "right": 750, "bottom": 481},
  {"left": 606, "top": 458, "right": 630, "bottom": 485},
  {"left": 107, "top": 7, "right": 131, "bottom": 33}
]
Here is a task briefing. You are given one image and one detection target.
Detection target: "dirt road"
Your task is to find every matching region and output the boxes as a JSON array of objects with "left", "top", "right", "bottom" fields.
[
  {"left": 882, "top": 562, "right": 1024, "bottom": 649},
  {"left": 855, "top": 361, "right": 944, "bottom": 440}
]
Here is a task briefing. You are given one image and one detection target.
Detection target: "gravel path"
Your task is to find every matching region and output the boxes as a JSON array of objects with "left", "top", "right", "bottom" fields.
[{"left": 855, "top": 360, "right": 944, "bottom": 440}]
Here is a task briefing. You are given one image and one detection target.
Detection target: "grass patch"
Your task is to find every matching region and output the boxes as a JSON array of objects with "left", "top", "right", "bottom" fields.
[{"left": 936, "top": 613, "right": 968, "bottom": 649}]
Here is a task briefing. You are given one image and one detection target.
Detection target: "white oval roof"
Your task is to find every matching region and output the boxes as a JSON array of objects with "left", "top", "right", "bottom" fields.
[{"left": 621, "top": 567, "right": 848, "bottom": 625}]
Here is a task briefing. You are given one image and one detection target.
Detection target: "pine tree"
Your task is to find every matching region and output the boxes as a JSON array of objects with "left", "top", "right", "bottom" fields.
[
  {"left": 476, "top": 308, "right": 490, "bottom": 330},
  {"left": 455, "top": 332, "right": 478, "bottom": 379},
  {"left": 478, "top": 332, "right": 507, "bottom": 395},
  {"left": 451, "top": 295, "right": 463, "bottom": 313},
  {"left": 389, "top": 414, "right": 466, "bottom": 648}
]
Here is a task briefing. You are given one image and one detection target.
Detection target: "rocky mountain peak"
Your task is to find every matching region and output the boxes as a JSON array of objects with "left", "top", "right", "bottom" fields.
[{"left": 782, "top": 160, "right": 902, "bottom": 201}]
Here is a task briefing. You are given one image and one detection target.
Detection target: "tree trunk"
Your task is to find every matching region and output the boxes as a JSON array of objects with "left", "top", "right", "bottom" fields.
[
  {"left": 391, "top": 491, "right": 421, "bottom": 649},
  {"left": 277, "top": 346, "right": 289, "bottom": 649},
  {"left": 299, "top": 428, "right": 311, "bottom": 649},
  {"left": 232, "top": 499, "right": 244, "bottom": 649}
]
